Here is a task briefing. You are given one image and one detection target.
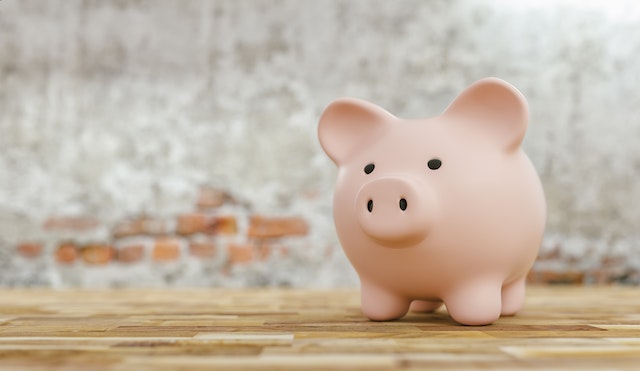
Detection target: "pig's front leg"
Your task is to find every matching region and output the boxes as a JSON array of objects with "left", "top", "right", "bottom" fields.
[
  {"left": 443, "top": 281, "right": 502, "bottom": 325},
  {"left": 360, "top": 282, "right": 410, "bottom": 321}
]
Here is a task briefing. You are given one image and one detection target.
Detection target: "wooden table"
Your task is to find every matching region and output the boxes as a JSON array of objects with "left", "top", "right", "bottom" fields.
[{"left": 0, "top": 286, "right": 639, "bottom": 370}]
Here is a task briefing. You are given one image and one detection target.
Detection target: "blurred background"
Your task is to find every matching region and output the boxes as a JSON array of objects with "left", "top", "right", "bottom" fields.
[{"left": 0, "top": 0, "right": 639, "bottom": 287}]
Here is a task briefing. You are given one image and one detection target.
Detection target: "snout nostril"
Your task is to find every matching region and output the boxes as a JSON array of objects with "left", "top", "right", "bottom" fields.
[
  {"left": 399, "top": 198, "right": 407, "bottom": 211},
  {"left": 367, "top": 200, "right": 373, "bottom": 213}
]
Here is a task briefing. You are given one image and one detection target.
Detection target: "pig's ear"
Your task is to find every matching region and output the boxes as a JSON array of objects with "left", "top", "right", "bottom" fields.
[
  {"left": 318, "top": 98, "right": 393, "bottom": 165},
  {"left": 442, "top": 78, "right": 528, "bottom": 151}
]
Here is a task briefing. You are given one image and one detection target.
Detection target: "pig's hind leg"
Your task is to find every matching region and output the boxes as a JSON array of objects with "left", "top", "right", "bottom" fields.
[
  {"left": 500, "top": 277, "right": 526, "bottom": 316},
  {"left": 361, "top": 283, "right": 411, "bottom": 321}
]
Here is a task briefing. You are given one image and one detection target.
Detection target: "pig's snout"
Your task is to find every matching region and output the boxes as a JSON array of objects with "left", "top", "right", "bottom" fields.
[
  {"left": 355, "top": 176, "right": 433, "bottom": 247},
  {"left": 366, "top": 197, "right": 408, "bottom": 213}
]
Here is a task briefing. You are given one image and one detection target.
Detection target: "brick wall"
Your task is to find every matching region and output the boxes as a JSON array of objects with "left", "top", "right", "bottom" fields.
[
  {"left": 8, "top": 186, "right": 354, "bottom": 288},
  {"left": 528, "top": 241, "right": 640, "bottom": 285}
]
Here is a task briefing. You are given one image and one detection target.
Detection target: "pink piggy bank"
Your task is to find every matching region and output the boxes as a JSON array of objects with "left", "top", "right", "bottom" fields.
[{"left": 318, "top": 78, "right": 546, "bottom": 325}]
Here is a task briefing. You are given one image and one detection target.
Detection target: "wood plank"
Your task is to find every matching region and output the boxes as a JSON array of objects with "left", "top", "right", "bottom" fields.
[{"left": 0, "top": 286, "right": 638, "bottom": 369}]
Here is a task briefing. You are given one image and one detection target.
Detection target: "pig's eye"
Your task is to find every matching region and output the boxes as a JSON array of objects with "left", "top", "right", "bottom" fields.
[
  {"left": 427, "top": 158, "right": 442, "bottom": 170},
  {"left": 364, "top": 163, "right": 375, "bottom": 174}
]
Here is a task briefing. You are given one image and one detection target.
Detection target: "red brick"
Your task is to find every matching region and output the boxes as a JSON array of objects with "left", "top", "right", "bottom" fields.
[
  {"left": 117, "top": 244, "right": 145, "bottom": 263},
  {"left": 588, "top": 256, "right": 630, "bottom": 284},
  {"left": 601, "top": 255, "right": 625, "bottom": 267},
  {"left": 227, "top": 243, "right": 255, "bottom": 264},
  {"left": 256, "top": 243, "right": 289, "bottom": 260},
  {"left": 55, "top": 242, "right": 78, "bottom": 264},
  {"left": 113, "top": 219, "right": 146, "bottom": 238},
  {"left": 247, "top": 216, "right": 309, "bottom": 239},
  {"left": 189, "top": 240, "right": 216, "bottom": 258},
  {"left": 202, "top": 215, "right": 238, "bottom": 235},
  {"left": 17, "top": 242, "right": 43, "bottom": 258},
  {"left": 257, "top": 243, "right": 272, "bottom": 260},
  {"left": 527, "top": 269, "right": 585, "bottom": 285},
  {"left": 43, "top": 216, "right": 99, "bottom": 231},
  {"left": 153, "top": 238, "right": 181, "bottom": 261},
  {"left": 176, "top": 213, "right": 208, "bottom": 235},
  {"left": 214, "top": 216, "right": 238, "bottom": 235},
  {"left": 82, "top": 244, "right": 114, "bottom": 265},
  {"left": 112, "top": 217, "right": 167, "bottom": 238},
  {"left": 196, "top": 187, "right": 227, "bottom": 209}
]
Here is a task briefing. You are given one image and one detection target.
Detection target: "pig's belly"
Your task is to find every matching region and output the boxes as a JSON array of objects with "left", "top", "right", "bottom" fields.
[{"left": 347, "top": 242, "right": 536, "bottom": 300}]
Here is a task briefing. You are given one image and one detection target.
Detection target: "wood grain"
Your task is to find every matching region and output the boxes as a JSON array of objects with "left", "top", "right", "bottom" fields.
[{"left": 0, "top": 286, "right": 638, "bottom": 370}]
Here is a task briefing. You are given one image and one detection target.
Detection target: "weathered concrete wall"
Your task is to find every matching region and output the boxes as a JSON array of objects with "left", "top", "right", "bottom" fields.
[{"left": 1, "top": 0, "right": 639, "bottom": 286}]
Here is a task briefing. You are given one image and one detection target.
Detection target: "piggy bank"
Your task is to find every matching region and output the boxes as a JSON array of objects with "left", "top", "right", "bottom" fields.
[{"left": 318, "top": 78, "right": 546, "bottom": 325}]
